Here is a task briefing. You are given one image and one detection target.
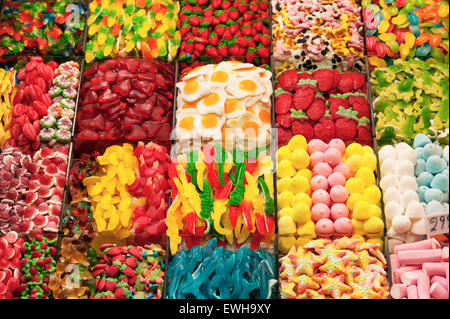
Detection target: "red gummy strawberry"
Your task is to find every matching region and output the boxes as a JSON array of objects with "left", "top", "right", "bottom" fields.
[
  {"left": 349, "top": 73, "right": 366, "bottom": 91},
  {"left": 337, "top": 73, "right": 354, "bottom": 93},
  {"left": 348, "top": 94, "right": 370, "bottom": 119},
  {"left": 305, "top": 98, "right": 326, "bottom": 122},
  {"left": 276, "top": 113, "right": 292, "bottom": 128},
  {"left": 292, "top": 119, "right": 314, "bottom": 141},
  {"left": 335, "top": 117, "right": 357, "bottom": 141},
  {"left": 312, "top": 69, "right": 336, "bottom": 92},
  {"left": 277, "top": 127, "right": 293, "bottom": 146},
  {"left": 292, "top": 80, "right": 317, "bottom": 110},
  {"left": 274, "top": 88, "right": 292, "bottom": 115},
  {"left": 298, "top": 72, "right": 312, "bottom": 80},
  {"left": 329, "top": 96, "right": 350, "bottom": 118},
  {"left": 355, "top": 118, "right": 373, "bottom": 145},
  {"left": 313, "top": 114, "right": 335, "bottom": 143},
  {"left": 277, "top": 69, "right": 298, "bottom": 92}
]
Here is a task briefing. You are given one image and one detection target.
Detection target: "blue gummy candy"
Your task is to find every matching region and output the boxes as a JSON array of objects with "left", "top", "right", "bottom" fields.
[
  {"left": 426, "top": 155, "right": 446, "bottom": 174},
  {"left": 407, "top": 12, "right": 419, "bottom": 25},
  {"left": 414, "top": 134, "right": 432, "bottom": 148},
  {"left": 444, "top": 192, "right": 449, "bottom": 203},
  {"left": 422, "top": 143, "right": 442, "bottom": 160},
  {"left": 424, "top": 188, "right": 444, "bottom": 203},
  {"left": 409, "top": 24, "right": 420, "bottom": 37},
  {"left": 431, "top": 173, "right": 449, "bottom": 192},
  {"left": 416, "top": 43, "right": 431, "bottom": 57},
  {"left": 415, "top": 158, "right": 426, "bottom": 176},
  {"left": 417, "top": 171, "right": 434, "bottom": 187},
  {"left": 418, "top": 186, "right": 429, "bottom": 202}
]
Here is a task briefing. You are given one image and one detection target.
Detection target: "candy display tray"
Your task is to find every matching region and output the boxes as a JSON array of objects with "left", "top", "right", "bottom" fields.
[{"left": 0, "top": 0, "right": 89, "bottom": 59}]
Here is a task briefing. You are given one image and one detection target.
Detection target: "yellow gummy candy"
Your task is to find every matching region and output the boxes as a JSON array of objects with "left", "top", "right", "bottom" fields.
[
  {"left": 378, "top": 20, "right": 390, "bottom": 34},
  {"left": 378, "top": 33, "right": 397, "bottom": 42},
  {"left": 438, "top": 5, "right": 449, "bottom": 17},
  {"left": 278, "top": 191, "right": 294, "bottom": 209},
  {"left": 296, "top": 168, "right": 312, "bottom": 181},
  {"left": 96, "top": 216, "right": 107, "bottom": 232},
  {"left": 291, "top": 175, "right": 310, "bottom": 194},
  {"left": 392, "top": 14, "right": 407, "bottom": 25},
  {"left": 278, "top": 160, "right": 296, "bottom": 178},
  {"left": 355, "top": 167, "right": 376, "bottom": 187},
  {"left": 404, "top": 32, "right": 415, "bottom": 49},
  {"left": 346, "top": 155, "right": 363, "bottom": 174},
  {"left": 345, "top": 143, "right": 363, "bottom": 157},
  {"left": 279, "top": 207, "right": 293, "bottom": 218},
  {"left": 353, "top": 201, "right": 372, "bottom": 220},
  {"left": 363, "top": 185, "right": 381, "bottom": 205},
  {"left": 291, "top": 193, "right": 312, "bottom": 208},
  {"left": 277, "top": 177, "right": 292, "bottom": 194},
  {"left": 345, "top": 177, "right": 366, "bottom": 195},
  {"left": 120, "top": 209, "right": 133, "bottom": 227},
  {"left": 83, "top": 176, "right": 101, "bottom": 187},
  {"left": 118, "top": 197, "right": 131, "bottom": 211},
  {"left": 368, "top": 56, "right": 387, "bottom": 68},
  {"left": 346, "top": 194, "right": 365, "bottom": 211},
  {"left": 90, "top": 183, "right": 104, "bottom": 196},
  {"left": 291, "top": 149, "right": 310, "bottom": 170},
  {"left": 108, "top": 212, "right": 120, "bottom": 230},
  {"left": 362, "top": 153, "right": 377, "bottom": 171}
]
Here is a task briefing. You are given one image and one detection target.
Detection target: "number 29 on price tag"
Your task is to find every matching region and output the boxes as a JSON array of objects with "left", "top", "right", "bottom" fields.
[{"left": 426, "top": 212, "right": 449, "bottom": 237}]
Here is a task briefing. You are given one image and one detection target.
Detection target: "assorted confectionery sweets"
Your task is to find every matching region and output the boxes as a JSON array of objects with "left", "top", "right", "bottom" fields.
[
  {"left": 0, "top": 0, "right": 87, "bottom": 57},
  {"left": 175, "top": 61, "right": 272, "bottom": 153},
  {"left": 272, "top": 0, "right": 366, "bottom": 74},
  {"left": 0, "top": 0, "right": 448, "bottom": 301},
  {"left": 275, "top": 68, "right": 372, "bottom": 146},
  {"left": 85, "top": 0, "right": 181, "bottom": 63}
]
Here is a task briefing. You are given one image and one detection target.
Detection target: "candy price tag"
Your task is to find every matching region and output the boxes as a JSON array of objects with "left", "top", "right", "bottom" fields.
[{"left": 426, "top": 212, "right": 449, "bottom": 237}]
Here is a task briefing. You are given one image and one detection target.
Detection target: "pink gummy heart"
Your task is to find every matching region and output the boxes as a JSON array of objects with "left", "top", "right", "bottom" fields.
[{"left": 112, "top": 79, "right": 132, "bottom": 96}]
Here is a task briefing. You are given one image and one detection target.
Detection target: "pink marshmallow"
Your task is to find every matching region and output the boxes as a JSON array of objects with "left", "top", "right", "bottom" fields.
[
  {"left": 407, "top": 285, "right": 418, "bottom": 299},
  {"left": 315, "top": 218, "right": 334, "bottom": 237},
  {"left": 311, "top": 203, "right": 331, "bottom": 221},
  {"left": 333, "top": 163, "right": 351, "bottom": 179},
  {"left": 330, "top": 203, "right": 349, "bottom": 221},
  {"left": 328, "top": 172, "right": 346, "bottom": 187},
  {"left": 311, "top": 175, "right": 329, "bottom": 191},
  {"left": 417, "top": 272, "right": 430, "bottom": 299},
  {"left": 401, "top": 270, "right": 423, "bottom": 285},
  {"left": 308, "top": 139, "right": 328, "bottom": 154},
  {"left": 334, "top": 217, "right": 353, "bottom": 235},
  {"left": 312, "top": 189, "right": 331, "bottom": 206},
  {"left": 312, "top": 162, "right": 333, "bottom": 178},
  {"left": 422, "top": 262, "right": 449, "bottom": 277},
  {"left": 329, "top": 185, "right": 349, "bottom": 203},
  {"left": 393, "top": 266, "right": 419, "bottom": 283},
  {"left": 430, "top": 282, "right": 448, "bottom": 299},
  {"left": 324, "top": 148, "right": 342, "bottom": 167},
  {"left": 393, "top": 238, "right": 440, "bottom": 255},
  {"left": 390, "top": 284, "right": 408, "bottom": 299},
  {"left": 430, "top": 276, "right": 448, "bottom": 290},
  {"left": 328, "top": 139, "right": 346, "bottom": 154},
  {"left": 397, "top": 249, "right": 443, "bottom": 266},
  {"left": 390, "top": 255, "right": 400, "bottom": 282},
  {"left": 447, "top": 268, "right": 449, "bottom": 293},
  {"left": 310, "top": 152, "right": 325, "bottom": 167}
]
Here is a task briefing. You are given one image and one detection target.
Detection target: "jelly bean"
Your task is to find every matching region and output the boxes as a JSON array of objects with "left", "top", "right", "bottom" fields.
[
  {"left": 376, "top": 42, "right": 387, "bottom": 58},
  {"left": 438, "top": 4, "right": 449, "bottom": 17},
  {"left": 388, "top": 6, "right": 399, "bottom": 16},
  {"left": 403, "top": 0, "right": 415, "bottom": 13},
  {"left": 415, "top": 32, "right": 431, "bottom": 46},
  {"left": 429, "top": 33, "right": 442, "bottom": 48},
  {"left": 392, "top": 14, "right": 408, "bottom": 25},
  {"left": 404, "top": 32, "right": 416, "bottom": 48},
  {"left": 416, "top": 42, "right": 431, "bottom": 56},
  {"left": 398, "top": 43, "right": 410, "bottom": 61},
  {"left": 374, "top": 11, "right": 385, "bottom": 23},
  {"left": 386, "top": 40, "right": 400, "bottom": 53},
  {"left": 379, "top": 32, "right": 397, "bottom": 42},
  {"left": 396, "top": 0, "right": 406, "bottom": 7},
  {"left": 415, "top": 0, "right": 426, "bottom": 8},
  {"left": 407, "top": 12, "right": 419, "bottom": 25},
  {"left": 378, "top": 20, "right": 390, "bottom": 33},
  {"left": 409, "top": 24, "right": 421, "bottom": 37}
]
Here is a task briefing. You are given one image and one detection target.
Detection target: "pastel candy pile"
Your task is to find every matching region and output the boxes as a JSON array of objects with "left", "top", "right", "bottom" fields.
[
  {"left": 177, "top": 0, "right": 271, "bottom": 67},
  {"left": 279, "top": 237, "right": 389, "bottom": 299},
  {"left": 85, "top": 0, "right": 181, "bottom": 63},
  {"left": 166, "top": 238, "right": 276, "bottom": 299},
  {"left": 0, "top": 0, "right": 87, "bottom": 57},
  {"left": 22, "top": 146, "right": 68, "bottom": 240},
  {"left": 77, "top": 58, "right": 173, "bottom": 142},
  {"left": 49, "top": 235, "right": 94, "bottom": 299},
  {"left": 372, "top": 58, "right": 449, "bottom": 145},
  {"left": 277, "top": 135, "right": 384, "bottom": 254},
  {"left": 4, "top": 57, "right": 56, "bottom": 154},
  {"left": 84, "top": 144, "right": 139, "bottom": 239},
  {"left": 167, "top": 143, "right": 274, "bottom": 254},
  {"left": 90, "top": 243, "right": 165, "bottom": 299},
  {"left": 63, "top": 152, "right": 101, "bottom": 237},
  {"left": 272, "top": 0, "right": 366, "bottom": 73},
  {"left": 39, "top": 61, "right": 80, "bottom": 146},
  {"left": 362, "top": 0, "right": 449, "bottom": 69},
  {"left": 390, "top": 239, "right": 449, "bottom": 299},
  {"left": 275, "top": 68, "right": 372, "bottom": 146},
  {"left": 175, "top": 61, "right": 272, "bottom": 154},
  {"left": 379, "top": 142, "right": 426, "bottom": 250},
  {"left": 0, "top": 231, "right": 24, "bottom": 299},
  {"left": 16, "top": 234, "right": 57, "bottom": 299},
  {"left": 127, "top": 142, "right": 170, "bottom": 245},
  {"left": 414, "top": 134, "right": 449, "bottom": 240},
  {"left": 0, "top": 67, "right": 16, "bottom": 150},
  {"left": 0, "top": 150, "right": 34, "bottom": 236}
]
